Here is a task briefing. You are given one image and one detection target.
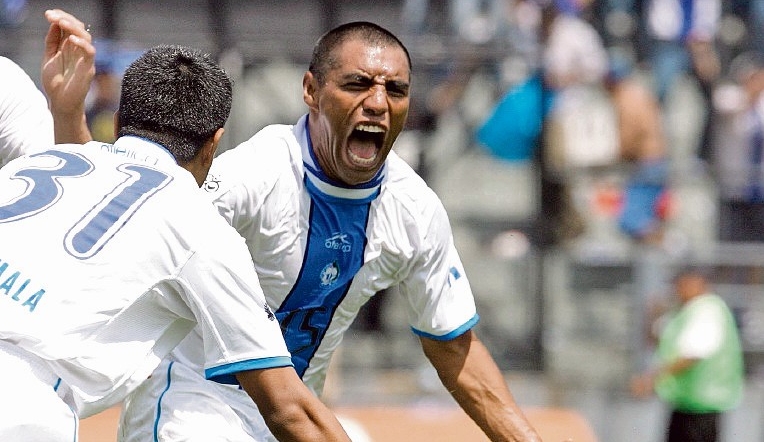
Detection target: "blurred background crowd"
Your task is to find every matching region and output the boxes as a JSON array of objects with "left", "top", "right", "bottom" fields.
[{"left": 4, "top": 0, "right": 764, "bottom": 440}]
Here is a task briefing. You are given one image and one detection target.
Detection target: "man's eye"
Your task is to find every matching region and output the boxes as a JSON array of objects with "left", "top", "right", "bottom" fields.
[
  {"left": 387, "top": 88, "right": 408, "bottom": 98},
  {"left": 386, "top": 84, "right": 409, "bottom": 98}
]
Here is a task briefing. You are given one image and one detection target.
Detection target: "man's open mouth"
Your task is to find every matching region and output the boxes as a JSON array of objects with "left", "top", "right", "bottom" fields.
[{"left": 348, "top": 124, "right": 385, "bottom": 166}]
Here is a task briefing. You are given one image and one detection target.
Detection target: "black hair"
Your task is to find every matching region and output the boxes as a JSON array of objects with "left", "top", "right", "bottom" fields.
[
  {"left": 117, "top": 45, "right": 233, "bottom": 163},
  {"left": 308, "top": 21, "right": 412, "bottom": 85}
]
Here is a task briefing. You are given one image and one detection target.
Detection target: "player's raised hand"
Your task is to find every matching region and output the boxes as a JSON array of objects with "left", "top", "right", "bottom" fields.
[{"left": 42, "top": 9, "right": 96, "bottom": 143}]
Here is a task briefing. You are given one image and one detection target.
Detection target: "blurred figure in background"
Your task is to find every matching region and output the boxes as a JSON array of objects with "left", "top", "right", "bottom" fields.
[
  {"left": 712, "top": 51, "right": 764, "bottom": 242},
  {"left": 630, "top": 266, "right": 744, "bottom": 442},
  {"left": 540, "top": 0, "right": 607, "bottom": 93},
  {"left": 641, "top": 0, "right": 722, "bottom": 162},
  {"left": 604, "top": 51, "right": 670, "bottom": 245},
  {"left": 539, "top": 0, "right": 612, "bottom": 243},
  {"left": 85, "top": 47, "right": 121, "bottom": 143}
]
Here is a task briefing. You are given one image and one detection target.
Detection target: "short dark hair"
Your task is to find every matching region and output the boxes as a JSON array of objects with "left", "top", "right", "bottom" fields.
[
  {"left": 308, "top": 21, "right": 411, "bottom": 85},
  {"left": 117, "top": 45, "right": 233, "bottom": 163}
]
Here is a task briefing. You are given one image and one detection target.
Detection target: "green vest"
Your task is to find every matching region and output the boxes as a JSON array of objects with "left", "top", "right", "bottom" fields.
[{"left": 655, "top": 294, "right": 744, "bottom": 413}]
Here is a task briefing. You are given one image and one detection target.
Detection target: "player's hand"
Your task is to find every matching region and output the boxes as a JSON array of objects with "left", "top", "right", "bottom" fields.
[
  {"left": 629, "top": 372, "right": 655, "bottom": 399},
  {"left": 42, "top": 9, "right": 96, "bottom": 119}
]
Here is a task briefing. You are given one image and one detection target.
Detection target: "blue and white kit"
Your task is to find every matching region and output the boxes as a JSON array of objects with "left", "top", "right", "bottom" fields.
[
  {"left": 0, "top": 137, "right": 291, "bottom": 441},
  {"left": 0, "top": 57, "right": 54, "bottom": 167},
  {"left": 120, "top": 115, "right": 479, "bottom": 441}
]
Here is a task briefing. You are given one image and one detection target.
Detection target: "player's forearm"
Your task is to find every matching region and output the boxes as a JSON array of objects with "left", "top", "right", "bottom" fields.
[
  {"left": 450, "top": 352, "right": 541, "bottom": 441},
  {"left": 421, "top": 332, "right": 542, "bottom": 442},
  {"left": 262, "top": 398, "right": 351, "bottom": 442},
  {"left": 237, "top": 368, "right": 351, "bottom": 442}
]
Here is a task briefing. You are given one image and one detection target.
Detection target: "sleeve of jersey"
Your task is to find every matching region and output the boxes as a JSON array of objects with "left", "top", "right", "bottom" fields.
[
  {"left": 0, "top": 60, "right": 54, "bottom": 167},
  {"left": 402, "top": 201, "right": 479, "bottom": 341},
  {"left": 177, "top": 231, "right": 293, "bottom": 385}
]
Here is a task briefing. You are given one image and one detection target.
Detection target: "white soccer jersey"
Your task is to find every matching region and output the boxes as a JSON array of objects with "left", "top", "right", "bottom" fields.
[
  {"left": 0, "top": 57, "right": 54, "bottom": 167},
  {"left": 0, "top": 137, "right": 290, "bottom": 420},
  {"left": 206, "top": 114, "right": 477, "bottom": 388},
  {"left": 120, "top": 115, "right": 478, "bottom": 441}
]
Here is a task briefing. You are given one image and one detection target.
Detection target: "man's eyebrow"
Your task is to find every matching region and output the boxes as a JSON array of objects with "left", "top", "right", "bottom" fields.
[
  {"left": 339, "top": 72, "right": 408, "bottom": 83},
  {"left": 386, "top": 79, "right": 410, "bottom": 91}
]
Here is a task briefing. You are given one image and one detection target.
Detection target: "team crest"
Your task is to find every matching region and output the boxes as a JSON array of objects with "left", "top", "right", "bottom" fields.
[{"left": 320, "top": 261, "right": 340, "bottom": 286}]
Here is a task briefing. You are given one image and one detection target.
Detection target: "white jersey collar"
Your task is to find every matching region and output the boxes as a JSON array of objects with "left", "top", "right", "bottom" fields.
[
  {"left": 88, "top": 136, "right": 178, "bottom": 168},
  {"left": 297, "top": 114, "right": 384, "bottom": 201}
]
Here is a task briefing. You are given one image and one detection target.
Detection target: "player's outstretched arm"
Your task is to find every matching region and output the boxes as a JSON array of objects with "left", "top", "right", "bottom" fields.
[
  {"left": 237, "top": 366, "right": 351, "bottom": 442},
  {"left": 420, "top": 330, "right": 543, "bottom": 442},
  {"left": 42, "top": 9, "right": 95, "bottom": 144}
]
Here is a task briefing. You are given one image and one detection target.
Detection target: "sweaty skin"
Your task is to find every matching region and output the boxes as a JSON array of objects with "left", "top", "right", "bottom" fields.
[{"left": 303, "top": 39, "right": 410, "bottom": 186}]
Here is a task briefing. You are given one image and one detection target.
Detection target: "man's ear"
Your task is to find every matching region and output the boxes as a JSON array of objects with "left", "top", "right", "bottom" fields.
[
  {"left": 189, "top": 127, "right": 224, "bottom": 187},
  {"left": 205, "top": 128, "right": 225, "bottom": 164},
  {"left": 303, "top": 71, "right": 318, "bottom": 109}
]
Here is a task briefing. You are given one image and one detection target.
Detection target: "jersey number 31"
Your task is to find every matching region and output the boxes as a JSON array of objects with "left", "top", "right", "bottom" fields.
[{"left": 0, "top": 150, "right": 172, "bottom": 259}]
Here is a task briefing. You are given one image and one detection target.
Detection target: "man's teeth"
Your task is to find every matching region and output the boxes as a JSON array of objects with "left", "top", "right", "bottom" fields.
[
  {"left": 356, "top": 124, "right": 384, "bottom": 133},
  {"left": 349, "top": 150, "right": 377, "bottom": 165}
]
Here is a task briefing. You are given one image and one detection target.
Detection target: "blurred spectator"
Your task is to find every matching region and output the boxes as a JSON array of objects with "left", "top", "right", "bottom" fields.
[
  {"left": 86, "top": 68, "right": 119, "bottom": 143},
  {"left": 642, "top": 0, "right": 722, "bottom": 161},
  {"left": 539, "top": 0, "right": 607, "bottom": 91},
  {"left": 741, "top": 0, "right": 764, "bottom": 57},
  {"left": 409, "top": 0, "right": 514, "bottom": 119},
  {"left": 401, "top": 0, "right": 508, "bottom": 44},
  {"left": 630, "top": 266, "right": 744, "bottom": 442},
  {"left": 604, "top": 51, "right": 670, "bottom": 244},
  {"left": 539, "top": 0, "right": 612, "bottom": 243},
  {"left": 85, "top": 40, "right": 121, "bottom": 143},
  {"left": 712, "top": 51, "right": 764, "bottom": 242},
  {"left": 0, "top": 0, "right": 28, "bottom": 28}
]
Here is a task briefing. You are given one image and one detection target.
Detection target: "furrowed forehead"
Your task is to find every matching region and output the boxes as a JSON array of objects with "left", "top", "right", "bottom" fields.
[{"left": 313, "top": 23, "right": 412, "bottom": 76}]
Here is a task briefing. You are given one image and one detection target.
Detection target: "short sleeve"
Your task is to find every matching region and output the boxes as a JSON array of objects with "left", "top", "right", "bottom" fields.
[
  {"left": 400, "top": 200, "right": 478, "bottom": 340},
  {"left": 176, "top": 221, "right": 292, "bottom": 383}
]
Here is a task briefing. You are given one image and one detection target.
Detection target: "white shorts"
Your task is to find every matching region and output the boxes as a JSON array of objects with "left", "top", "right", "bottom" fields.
[
  {"left": 118, "top": 359, "right": 275, "bottom": 442},
  {"left": 0, "top": 343, "right": 77, "bottom": 442}
]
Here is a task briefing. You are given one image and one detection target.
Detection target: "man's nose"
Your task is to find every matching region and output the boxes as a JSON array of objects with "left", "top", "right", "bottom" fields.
[{"left": 362, "top": 85, "right": 387, "bottom": 115}]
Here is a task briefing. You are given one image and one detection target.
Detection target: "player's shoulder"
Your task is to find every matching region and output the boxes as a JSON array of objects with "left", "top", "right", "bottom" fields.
[
  {"left": 205, "top": 123, "right": 300, "bottom": 196},
  {"left": 380, "top": 152, "right": 445, "bottom": 220},
  {"left": 384, "top": 151, "right": 438, "bottom": 201},
  {"left": 214, "top": 123, "right": 296, "bottom": 171}
]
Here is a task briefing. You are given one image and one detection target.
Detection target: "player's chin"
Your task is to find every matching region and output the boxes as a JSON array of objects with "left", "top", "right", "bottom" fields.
[{"left": 339, "top": 166, "right": 378, "bottom": 186}]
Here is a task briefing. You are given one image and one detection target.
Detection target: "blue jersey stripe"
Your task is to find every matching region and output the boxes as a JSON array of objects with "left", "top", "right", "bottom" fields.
[
  {"left": 411, "top": 313, "right": 480, "bottom": 341},
  {"left": 205, "top": 356, "right": 294, "bottom": 385},
  {"left": 153, "top": 361, "right": 174, "bottom": 442},
  {"left": 276, "top": 175, "right": 372, "bottom": 376}
]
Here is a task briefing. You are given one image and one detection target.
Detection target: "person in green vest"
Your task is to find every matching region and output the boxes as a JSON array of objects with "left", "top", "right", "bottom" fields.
[{"left": 630, "top": 266, "right": 745, "bottom": 442}]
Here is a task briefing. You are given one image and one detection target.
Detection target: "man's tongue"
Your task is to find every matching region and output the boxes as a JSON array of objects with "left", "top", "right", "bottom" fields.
[{"left": 349, "top": 138, "right": 377, "bottom": 162}]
